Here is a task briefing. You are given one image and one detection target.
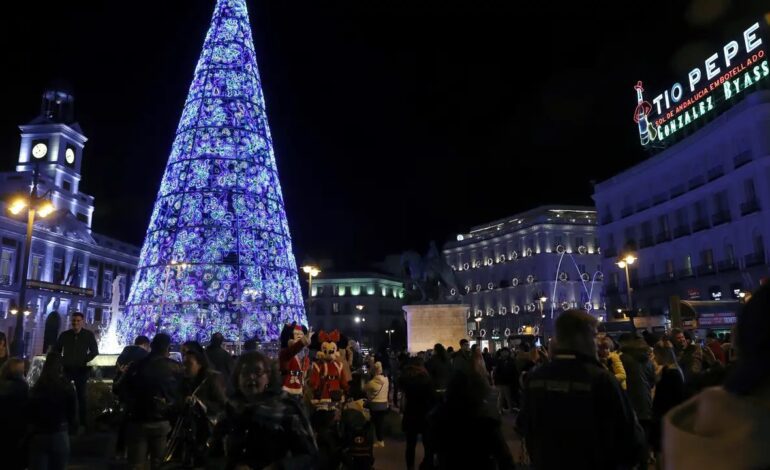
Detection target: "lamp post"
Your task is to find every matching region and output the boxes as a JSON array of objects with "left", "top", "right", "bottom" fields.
[
  {"left": 301, "top": 265, "right": 320, "bottom": 314},
  {"left": 355, "top": 304, "right": 365, "bottom": 345},
  {"left": 385, "top": 329, "right": 394, "bottom": 347},
  {"left": 616, "top": 254, "right": 637, "bottom": 311},
  {"left": 6, "top": 164, "right": 55, "bottom": 356}
]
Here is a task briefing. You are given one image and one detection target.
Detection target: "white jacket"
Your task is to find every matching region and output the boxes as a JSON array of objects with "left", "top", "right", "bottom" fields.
[
  {"left": 365, "top": 374, "right": 389, "bottom": 404},
  {"left": 664, "top": 386, "right": 770, "bottom": 470}
]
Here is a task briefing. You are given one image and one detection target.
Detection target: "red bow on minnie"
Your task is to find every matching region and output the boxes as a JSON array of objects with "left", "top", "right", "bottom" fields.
[{"left": 318, "top": 330, "right": 340, "bottom": 343}]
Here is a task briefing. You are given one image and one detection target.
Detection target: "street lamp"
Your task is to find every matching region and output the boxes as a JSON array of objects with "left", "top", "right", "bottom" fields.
[
  {"left": 355, "top": 304, "right": 365, "bottom": 344},
  {"left": 616, "top": 253, "right": 637, "bottom": 311},
  {"left": 385, "top": 329, "right": 394, "bottom": 347},
  {"left": 6, "top": 164, "right": 55, "bottom": 356},
  {"left": 301, "top": 265, "right": 320, "bottom": 314}
]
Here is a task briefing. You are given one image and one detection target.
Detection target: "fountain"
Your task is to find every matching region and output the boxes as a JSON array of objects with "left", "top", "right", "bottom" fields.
[{"left": 98, "top": 275, "right": 125, "bottom": 354}]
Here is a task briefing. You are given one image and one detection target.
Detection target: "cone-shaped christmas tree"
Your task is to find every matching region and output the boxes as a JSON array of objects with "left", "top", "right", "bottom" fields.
[{"left": 119, "top": 0, "right": 306, "bottom": 345}]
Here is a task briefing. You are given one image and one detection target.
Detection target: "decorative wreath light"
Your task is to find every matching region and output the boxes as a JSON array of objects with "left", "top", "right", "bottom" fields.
[
  {"left": 527, "top": 303, "right": 536, "bottom": 312},
  {"left": 584, "top": 302, "right": 593, "bottom": 311},
  {"left": 450, "top": 288, "right": 457, "bottom": 296},
  {"left": 498, "top": 255, "right": 506, "bottom": 263},
  {"left": 504, "top": 328, "right": 511, "bottom": 337},
  {"left": 561, "top": 301, "right": 570, "bottom": 310},
  {"left": 473, "top": 261, "right": 480, "bottom": 268},
  {"left": 595, "top": 272, "right": 604, "bottom": 281},
  {"left": 486, "top": 308, "right": 495, "bottom": 316},
  {"left": 527, "top": 275, "right": 535, "bottom": 284},
  {"left": 578, "top": 245, "right": 587, "bottom": 255},
  {"left": 468, "top": 329, "right": 475, "bottom": 336},
  {"left": 486, "top": 257, "right": 494, "bottom": 266},
  {"left": 511, "top": 277, "right": 519, "bottom": 287},
  {"left": 487, "top": 282, "right": 495, "bottom": 290},
  {"left": 475, "top": 284, "right": 482, "bottom": 292},
  {"left": 466, "top": 311, "right": 472, "bottom": 319},
  {"left": 526, "top": 248, "right": 532, "bottom": 257},
  {"left": 480, "top": 328, "right": 487, "bottom": 338},
  {"left": 559, "top": 271, "right": 568, "bottom": 282},
  {"left": 464, "top": 285, "right": 471, "bottom": 293},
  {"left": 475, "top": 309, "right": 483, "bottom": 317},
  {"left": 512, "top": 305, "right": 521, "bottom": 314},
  {"left": 500, "top": 306, "right": 507, "bottom": 315},
  {"left": 581, "top": 272, "right": 590, "bottom": 281},
  {"left": 463, "top": 263, "right": 470, "bottom": 270},
  {"left": 511, "top": 251, "right": 518, "bottom": 260},
  {"left": 556, "top": 244, "right": 565, "bottom": 254},
  {"left": 597, "top": 247, "right": 602, "bottom": 255}
]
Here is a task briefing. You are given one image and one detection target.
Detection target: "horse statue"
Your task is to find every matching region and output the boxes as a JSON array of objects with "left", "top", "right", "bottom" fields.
[{"left": 400, "top": 241, "right": 461, "bottom": 303}]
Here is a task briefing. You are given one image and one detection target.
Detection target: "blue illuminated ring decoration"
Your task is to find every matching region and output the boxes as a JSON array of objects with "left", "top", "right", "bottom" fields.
[
  {"left": 486, "top": 308, "right": 495, "bottom": 316},
  {"left": 584, "top": 302, "right": 593, "bottom": 311},
  {"left": 480, "top": 329, "right": 487, "bottom": 338},
  {"left": 463, "top": 263, "right": 470, "bottom": 270},
  {"left": 559, "top": 272, "right": 568, "bottom": 282},
  {"left": 487, "top": 282, "right": 495, "bottom": 290},
  {"left": 500, "top": 307, "right": 507, "bottom": 315},
  {"left": 476, "top": 284, "right": 482, "bottom": 292},
  {"left": 556, "top": 244, "right": 565, "bottom": 254},
  {"left": 527, "top": 303, "right": 536, "bottom": 312},
  {"left": 578, "top": 245, "right": 587, "bottom": 255},
  {"left": 465, "top": 286, "right": 471, "bottom": 293},
  {"left": 504, "top": 328, "right": 511, "bottom": 337},
  {"left": 526, "top": 248, "right": 532, "bottom": 257},
  {"left": 498, "top": 255, "right": 506, "bottom": 263},
  {"left": 511, "top": 251, "right": 518, "bottom": 260},
  {"left": 527, "top": 275, "right": 535, "bottom": 284},
  {"left": 581, "top": 272, "right": 590, "bottom": 281},
  {"left": 450, "top": 288, "right": 457, "bottom": 296},
  {"left": 512, "top": 277, "right": 519, "bottom": 286},
  {"left": 512, "top": 305, "right": 520, "bottom": 314},
  {"left": 487, "top": 258, "right": 494, "bottom": 266},
  {"left": 561, "top": 302, "right": 570, "bottom": 310}
]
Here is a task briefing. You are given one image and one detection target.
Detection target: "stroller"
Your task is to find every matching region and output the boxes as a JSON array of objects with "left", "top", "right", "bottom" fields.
[{"left": 340, "top": 399, "right": 374, "bottom": 470}]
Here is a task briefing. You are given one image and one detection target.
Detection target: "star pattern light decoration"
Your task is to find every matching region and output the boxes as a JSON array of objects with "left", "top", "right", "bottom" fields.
[{"left": 119, "top": 0, "right": 306, "bottom": 345}]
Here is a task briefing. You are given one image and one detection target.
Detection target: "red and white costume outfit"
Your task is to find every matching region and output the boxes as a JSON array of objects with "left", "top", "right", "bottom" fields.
[{"left": 279, "top": 339, "right": 310, "bottom": 395}]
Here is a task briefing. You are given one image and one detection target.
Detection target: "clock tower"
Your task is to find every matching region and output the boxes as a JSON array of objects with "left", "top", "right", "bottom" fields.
[{"left": 15, "top": 90, "right": 94, "bottom": 227}]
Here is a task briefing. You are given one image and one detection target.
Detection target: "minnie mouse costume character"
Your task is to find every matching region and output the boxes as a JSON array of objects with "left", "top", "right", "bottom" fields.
[
  {"left": 279, "top": 322, "right": 312, "bottom": 396},
  {"left": 310, "top": 330, "right": 350, "bottom": 403}
]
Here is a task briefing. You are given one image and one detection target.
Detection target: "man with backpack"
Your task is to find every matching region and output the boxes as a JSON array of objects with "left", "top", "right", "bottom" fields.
[{"left": 116, "top": 334, "right": 183, "bottom": 469}]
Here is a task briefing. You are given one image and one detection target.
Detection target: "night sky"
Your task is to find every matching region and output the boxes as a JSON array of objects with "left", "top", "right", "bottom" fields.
[{"left": 2, "top": 0, "right": 769, "bottom": 270}]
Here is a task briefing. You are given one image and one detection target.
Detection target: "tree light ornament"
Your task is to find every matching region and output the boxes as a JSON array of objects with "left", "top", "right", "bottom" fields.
[{"left": 120, "top": 0, "right": 305, "bottom": 345}]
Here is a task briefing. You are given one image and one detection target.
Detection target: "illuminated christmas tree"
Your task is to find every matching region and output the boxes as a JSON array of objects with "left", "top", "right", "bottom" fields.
[{"left": 119, "top": 0, "right": 306, "bottom": 344}]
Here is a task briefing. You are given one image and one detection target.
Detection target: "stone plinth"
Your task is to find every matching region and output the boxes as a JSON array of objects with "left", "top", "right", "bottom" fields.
[{"left": 403, "top": 304, "right": 469, "bottom": 353}]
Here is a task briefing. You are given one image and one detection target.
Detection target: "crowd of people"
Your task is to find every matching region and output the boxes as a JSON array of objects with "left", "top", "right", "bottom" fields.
[{"left": 0, "top": 283, "right": 768, "bottom": 469}]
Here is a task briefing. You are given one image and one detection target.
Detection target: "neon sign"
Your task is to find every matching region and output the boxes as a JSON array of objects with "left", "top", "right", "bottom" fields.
[{"left": 635, "top": 19, "right": 769, "bottom": 147}]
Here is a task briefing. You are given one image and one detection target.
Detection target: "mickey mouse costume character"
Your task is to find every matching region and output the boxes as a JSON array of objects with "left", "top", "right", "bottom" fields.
[
  {"left": 310, "top": 330, "right": 350, "bottom": 403},
  {"left": 278, "top": 322, "right": 312, "bottom": 396}
]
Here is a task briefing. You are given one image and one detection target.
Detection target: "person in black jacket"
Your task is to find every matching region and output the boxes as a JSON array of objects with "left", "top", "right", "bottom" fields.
[
  {"left": 516, "top": 310, "right": 645, "bottom": 469},
  {"left": 425, "top": 343, "right": 452, "bottom": 397},
  {"left": 118, "top": 333, "right": 183, "bottom": 470},
  {"left": 618, "top": 334, "right": 655, "bottom": 467},
  {"left": 493, "top": 347, "right": 519, "bottom": 412},
  {"left": 399, "top": 356, "right": 435, "bottom": 470},
  {"left": 205, "top": 332, "right": 233, "bottom": 380},
  {"left": 55, "top": 311, "right": 98, "bottom": 429},
  {"left": 0, "top": 357, "right": 29, "bottom": 470},
  {"left": 27, "top": 352, "right": 78, "bottom": 470},
  {"left": 430, "top": 368, "right": 514, "bottom": 470}
]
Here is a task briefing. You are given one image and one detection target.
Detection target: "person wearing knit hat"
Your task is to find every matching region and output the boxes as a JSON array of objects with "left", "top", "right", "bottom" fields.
[{"left": 663, "top": 283, "right": 770, "bottom": 469}]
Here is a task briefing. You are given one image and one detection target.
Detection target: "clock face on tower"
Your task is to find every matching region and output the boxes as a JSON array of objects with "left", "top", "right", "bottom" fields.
[
  {"left": 65, "top": 148, "right": 76, "bottom": 165},
  {"left": 32, "top": 142, "right": 48, "bottom": 159}
]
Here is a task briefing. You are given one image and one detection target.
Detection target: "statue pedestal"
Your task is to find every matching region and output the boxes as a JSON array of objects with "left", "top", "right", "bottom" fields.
[{"left": 403, "top": 304, "right": 469, "bottom": 354}]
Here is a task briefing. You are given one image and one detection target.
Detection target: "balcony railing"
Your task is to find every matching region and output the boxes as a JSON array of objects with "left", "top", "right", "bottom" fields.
[
  {"left": 678, "top": 268, "right": 695, "bottom": 279},
  {"left": 692, "top": 218, "right": 710, "bottom": 232},
  {"left": 696, "top": 264, "right": 716, "bottom": 276},
  {"left": 639, "top": 236, "right": 654, "bottom": 248},
  {"left": 734, "top": 150, "right": 752, "bottom": 168},
  {"left": 745, "top": 252, "right": 766, "bottom": 267},
  {"left": 673, "top": 225, "right": 690, "bottom": 238},
  {"left": 741, "top": 199, "right": 760, "bottom": 216},
  {"left": 620, "top": 206, "right": 633, "bottom": 218},
  {"left": 711, "top": 210, "right": 731, "bottom": 226},
  {"left": 717, "top": 259, "right": 738, "bottom": 272},
  {"left": 656, "top": 231, "right": 671, "bottom": 244}
]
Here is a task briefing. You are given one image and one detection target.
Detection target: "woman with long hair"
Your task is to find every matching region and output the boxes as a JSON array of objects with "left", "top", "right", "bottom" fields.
[
  {"left": 650, "top": 340, "right": 686, "bottom": 461},
  {"left": 219, "top": 351, "right": 317, "bottom": 470},
  {"left": 27, "top": 351, "right": 78, "bottom": 470},
  {"left": 399, "top": 356, "right": 435, "bottom": 470}
]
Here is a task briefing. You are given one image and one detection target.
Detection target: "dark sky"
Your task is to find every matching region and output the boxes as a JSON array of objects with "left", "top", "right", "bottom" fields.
[{"left": 2, "top": 0, "right": 769, "bottom": 270}]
